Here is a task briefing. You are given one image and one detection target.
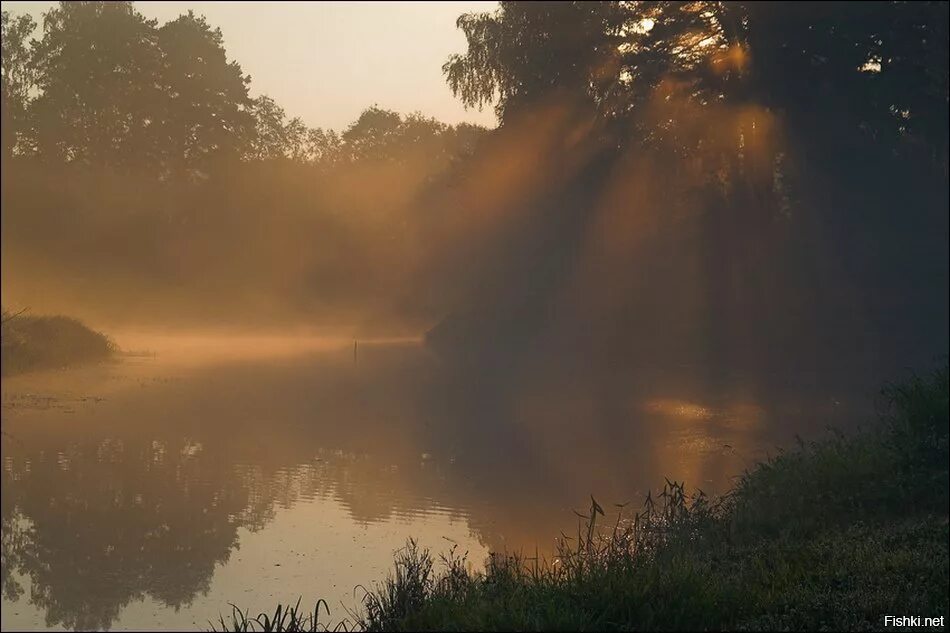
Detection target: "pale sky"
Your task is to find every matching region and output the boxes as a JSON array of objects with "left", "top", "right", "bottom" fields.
[{"left": 2, "top": 1, "right": 499, "bottom": 131}]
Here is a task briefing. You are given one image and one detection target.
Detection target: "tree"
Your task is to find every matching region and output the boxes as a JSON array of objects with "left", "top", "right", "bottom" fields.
[
  {"left": 1, "top": 11, "right": 37, "bottom": 159},
  {"left": 20, "top": 3, "right": 256, "bottom": 175},
  {"left": 156, "top": 10, "right": 254, "bottom": 176},
  {"left": 302, "top": 127, "right": 341, "bottom": 165},
  {"left": 28, "top": 1, "right": 163, "bottom": 168},
  {"left": 446, "top": 1, "right": 947, "bottom": 163},
  {"left": 247, "top": 94, "right": 288, "bottom": 161},
  {"left": 339, "top": 106, "right": 404, "bottom": 162},
  {"left": 444, "top": 2, "right": 631, "bottom": 122},
  {"left": 436, "top": 0, "right": 948, "bottom": 374},
  {"left": 734, "top": 1, "right": 949, "bottom": 172},
  {"left": 283, "top": 116, "right": 308, "bottom": 162}
]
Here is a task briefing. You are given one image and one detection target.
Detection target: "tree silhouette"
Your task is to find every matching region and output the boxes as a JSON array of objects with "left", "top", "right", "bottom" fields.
[
  {"left": 11, "top": 2, "right": 257, "bottom": 175},
  {"left": 1, "top": 11, "right": 37, "bottom": 159},
  {"left": 246, "top": 94, "right": 289, "bottom": 161},
  {"left": 156, "top": 10, "right": 254, "bottom": 177},
  {"left": 27, "top": 2, "right": 163, "bottom": 169}
]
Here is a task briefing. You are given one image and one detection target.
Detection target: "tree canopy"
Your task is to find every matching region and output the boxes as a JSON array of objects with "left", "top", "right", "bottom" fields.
[
  {"left": 1, "top": 1, "right": 485, "bottom": 177},
  {"left": 446, "top": 1, "right": 947, "bottom": 162},
  {"left": 434, "top": 0, "right": 948, "bottom": 376}
]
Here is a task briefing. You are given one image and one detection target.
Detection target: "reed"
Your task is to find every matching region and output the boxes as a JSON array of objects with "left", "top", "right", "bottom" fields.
[{"left": 210, "top": 598, "right": 349, "bottom": 632}]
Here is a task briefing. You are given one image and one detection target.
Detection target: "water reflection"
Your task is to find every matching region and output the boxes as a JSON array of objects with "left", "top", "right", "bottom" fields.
[
  {"left": 1, "top": 341, "right": 869, "bottom": 630},
  {"left": 2, "top": 438, "right": 244, "bottom": 630}
]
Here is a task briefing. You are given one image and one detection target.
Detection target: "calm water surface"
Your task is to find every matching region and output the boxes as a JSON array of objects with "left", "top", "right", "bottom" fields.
[{"left": 1, "top": 333, "right": 871, "bottom": 630}]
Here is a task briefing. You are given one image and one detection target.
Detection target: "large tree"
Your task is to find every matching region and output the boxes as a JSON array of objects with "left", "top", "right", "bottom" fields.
[
  {"left": 156, "top": 10, "right": 254, "bottom": 176},
  {"left": 446, "top": 1, "right": 948, "bottom": 167},
  {"left": 436, "top": 0, "right": 949, "bottom": 376},
  {"left": 443, "top": 2, "right": 631, "bottom": 122},
  {"left": 22, "top": 2, "right": 256, "bottom": 175},
  {"left": 28, "top": 1, "right": 163, "bottom": 168}
]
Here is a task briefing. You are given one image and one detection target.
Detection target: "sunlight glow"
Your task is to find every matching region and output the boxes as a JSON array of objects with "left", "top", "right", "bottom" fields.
[{"left": 645, "top": 399, "right": 714, "bottom": 421}]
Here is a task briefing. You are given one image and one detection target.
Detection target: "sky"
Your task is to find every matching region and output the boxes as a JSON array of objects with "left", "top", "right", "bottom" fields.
[{"left": 2, "top": 1, "right": 499, "bottom": 131}]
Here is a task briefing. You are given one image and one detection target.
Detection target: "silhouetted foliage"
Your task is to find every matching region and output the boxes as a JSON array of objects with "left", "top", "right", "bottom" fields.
[
  {"left": 1, "top": 10, "right": 36, "bottom": 159},
  {"left": 0, "top": 310, "right": 115, "bottom": 376},
  {"left": 28, "top": 2, "right": 165, "bottom": 168},
  {"left": 156, "top": 10, "right": 254, "bottom": 176}
]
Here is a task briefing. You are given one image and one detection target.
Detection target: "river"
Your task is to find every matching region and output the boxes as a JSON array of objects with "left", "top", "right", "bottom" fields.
[{"left": 0, "top": 331, "right": 872, "bottom": 630}]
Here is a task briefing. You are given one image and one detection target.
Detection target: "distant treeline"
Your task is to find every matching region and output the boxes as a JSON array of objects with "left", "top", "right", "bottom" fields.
[
  {"left": 2, "top": 2, "right": 948, "bottom": 378},
  {"left": 1, "top": 2, "right": 490, "bottom": 328},
  {"left": 1, "top": 3, "right": 487, "bottom": 172}
]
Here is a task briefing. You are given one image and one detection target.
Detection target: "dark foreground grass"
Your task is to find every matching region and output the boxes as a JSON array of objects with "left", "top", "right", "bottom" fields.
[
  {"left": 214, "top": 366, "right": 949, "bottom": 632},
  {"left": 1, "top": 309, "right": 116, "bottom": 376}
]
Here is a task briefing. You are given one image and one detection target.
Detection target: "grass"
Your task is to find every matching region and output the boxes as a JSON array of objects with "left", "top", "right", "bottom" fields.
[
  {"left": 1, "top": 309, "right": 116, "bottom": 376},
  {"left": 213, "top": 365, "right": 949, "bottom": 632},
  {"left": 209, "top": 599, "right": 346, "bottom": 632}
]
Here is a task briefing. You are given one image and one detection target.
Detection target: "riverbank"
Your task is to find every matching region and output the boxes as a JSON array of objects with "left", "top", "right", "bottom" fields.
[
  {"left": 217, "top": 365, "right": 948, "bottom": 631},
  {"left": 1, "top": 310, "right": 116, "bottom": 376}
]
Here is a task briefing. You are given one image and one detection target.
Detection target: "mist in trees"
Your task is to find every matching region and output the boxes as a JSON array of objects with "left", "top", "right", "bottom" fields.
[
  {"left": 2, "top": 1, "right": 947, "bottom": 388},
  {"left": 1, "top": 2, "right": 489, "bottom": 330},
  {"left": 432, "top": 1, "right": 948, "bottom": 387}
]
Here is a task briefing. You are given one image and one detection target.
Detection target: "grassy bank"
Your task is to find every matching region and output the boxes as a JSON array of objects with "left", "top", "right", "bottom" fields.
[
  {"left": 1, "top": 310, "right": 116, "bottom": 376},
  {"left": 215, "top": 366, "right": 949, "bottom": 632}
]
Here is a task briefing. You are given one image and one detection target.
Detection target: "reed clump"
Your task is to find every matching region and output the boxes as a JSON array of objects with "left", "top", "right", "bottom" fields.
[
  {"left": 210, "top": 599, "right": 351, "bottom": 632},
  {"left": 1, "top": 309, "right": 116, "bottom": 376}
]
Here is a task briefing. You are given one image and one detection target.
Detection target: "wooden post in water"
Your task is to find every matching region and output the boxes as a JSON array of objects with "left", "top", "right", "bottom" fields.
[{"left": 353, "top": 339, "right": 358, "bottom": 363}]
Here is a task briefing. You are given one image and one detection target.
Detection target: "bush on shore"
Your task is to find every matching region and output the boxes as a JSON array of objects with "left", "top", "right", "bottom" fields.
[{"left": 1, "top": 309, "right": 116, "bottom": 376}]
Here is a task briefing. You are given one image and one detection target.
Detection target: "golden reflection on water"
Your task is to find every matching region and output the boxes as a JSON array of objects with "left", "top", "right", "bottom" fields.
[
  {"left": 645, "top": 398, "right": 715, "bottom": 420},
  {"left": 645, "top": 397, "right": 765, "bottom": 428}
]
